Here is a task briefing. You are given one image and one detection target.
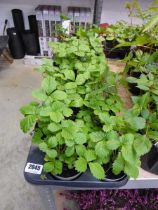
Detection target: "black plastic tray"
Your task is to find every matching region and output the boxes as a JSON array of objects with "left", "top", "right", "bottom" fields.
[{"left": 24, "top": 146, "right": 128, "bottom": 188}]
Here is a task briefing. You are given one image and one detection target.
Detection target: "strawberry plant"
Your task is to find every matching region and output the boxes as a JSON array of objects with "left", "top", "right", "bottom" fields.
[{"left": 20, "top": 28, "right": 152, "bottom": 180}]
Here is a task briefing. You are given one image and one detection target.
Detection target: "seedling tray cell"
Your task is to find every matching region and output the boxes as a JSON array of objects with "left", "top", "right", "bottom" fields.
[{"left": 24, "top": 146, "right": 128, "bottom": 189}]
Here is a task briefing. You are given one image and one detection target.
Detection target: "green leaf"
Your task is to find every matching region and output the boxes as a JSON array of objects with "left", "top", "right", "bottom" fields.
[
  {"left": 89, "top": 131, "right": 105, "bottom": 142},
  {"left": 48, "top": 123, "right": 61, "bottom": 132},
  {"left": 43, "top": 162, "right": 54, "bottom": 172},
  {"left": 65, "top": 146, "right": 75, "bottom": 157},
  {"left": 85, "top": 150, "right": 97, "bottom": 162},
  {"left": 124, "top": 162, "right": 139, "bottom": 179},
  {"left": 143, "top": 14, "right": 158, "bottom": 32},
  {"left": 39, "top": 142, "right": 48, "bottom": 152},
  {"left": 137, "top": 85, "right": 149, "bottom": 91},
  {"left": 65, "top": 82, "right": 77, "bottom": 89},
  {"left": 106, "top": 140, "right": 120, "bottom": 150},
  {"left": 53, "top": 160, "right": 63, "bottom": 175},
  {"left": 134, "top": 136, "right": 152, "bottom": 156},
  {"left": 75, "top": 133, "right": 87, "bottom": 144},
  {"left": 32, "top": 129, "right": 43, "bottom": 145},
  {"left": 63, "top": 70, "right": 75, "bottom": 81},
  {"left": 95, "top": 141, "right": 109, "bottom": 158},
  {"left": 148, "top": 131, "right": 158, "bottom": 141},
  {"left": 50, "top": 111, "right": 63, "bottom": 123},
  {"left": 42, "top": 76, "right": 57, "bottom": 94},
  {"left": 126, "top": 116, "right": 146, "bottom": 131},
  {"left": 126, "top": 77, "right": 138, "bottom": 83},
  {"left": 75, "top": 157, "right": 87, "bottom": 172},
  {"left": 53, "top": 90, "right": 67, "bottom": 100},
  {"left": 112, "top": 153, "right": 124, "bottom": 175},
  {"left": 63, "top": 108, "right": 73, "bottom": 117},
  {"left": 76, "top": 74, "right": 87, "bottom": 85},
  {"left": 122, "top": 145, "right": 137, "bottom": 165},
  {"left": 141, "top": 109, "right": 150, "bottom": 119},
  {"left": 48, "top": 136, "right": 58, "bottom": 148},
  {"left": 65, "top": 139, "right": 75, "bottom": 147},
  {"left": 20, "top": 115, "right": 36, "bottom": 133},
  {"left": 61, "top": 128, "right": 74, "bottom": 139},
  {"left": 89, "top": 162, "right": 105, "bottom": 180},
  {"left": 46, "top": 149, "right": 57, "bottom": 158},
  {"left": 75, "top": 145, "right": 86, "bottom": 156},
  {"left": 32, "top": 89, "right": 47, "bottom": 101},
  {"left": 20, "top": 103, "right": 38, "bottom": 115},
  {"left": 39, "top": 107, "right": 51, "bottom": 116}
]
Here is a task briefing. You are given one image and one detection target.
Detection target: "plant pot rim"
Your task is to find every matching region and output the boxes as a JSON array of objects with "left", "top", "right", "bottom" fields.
[
  {"left": 103, "top": 167, "right": 126, "bottom": 182},
  {"left": 53, "top": 172, "right": 82, "bottom": 181}
]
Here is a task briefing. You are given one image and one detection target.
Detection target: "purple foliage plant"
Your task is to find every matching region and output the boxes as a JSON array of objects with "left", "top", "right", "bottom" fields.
[{"left": 61, "top": 189, "right": 158, "bottom": 210}]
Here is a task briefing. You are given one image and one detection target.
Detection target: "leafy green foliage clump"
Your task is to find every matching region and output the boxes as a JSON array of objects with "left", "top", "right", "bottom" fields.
[{"left": 20, "top": 28, "right": 152, "bottom": 180}]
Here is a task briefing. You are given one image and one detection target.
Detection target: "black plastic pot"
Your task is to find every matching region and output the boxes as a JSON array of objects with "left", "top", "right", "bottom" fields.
[
  {"left": 7, "top": 27, "right": 25, "bottom": 59},
  {"left": 127, "top": 70, "right": 142, "bottom": 96},
  {"left": 22, "top": 30, "right": 39, "bottom": 55},
  {"left": 103, "top": 166, "right": 126, "bottom": 182},
  {"left": 12, "top": 9, "right": 25, "bottom": 33},
  {"left": 141, "top": 144, "right": 158, "bottom": 175},
  {"left": 24, "top": 146, "right": 128, "bottom": 188},
  {"left": 104, "top": 41, "right": 130, "bottom": 59}
]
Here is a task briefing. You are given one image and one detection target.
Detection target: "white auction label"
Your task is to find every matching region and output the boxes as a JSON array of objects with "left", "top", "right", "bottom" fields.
[{"left": 25, "top": 163, "right": 43, "bottom": 175}]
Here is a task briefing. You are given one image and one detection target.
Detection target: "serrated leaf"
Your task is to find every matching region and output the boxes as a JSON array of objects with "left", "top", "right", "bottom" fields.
[
  {"left": 48, "top": 123, "right": 61, "bottom": 132},
  {"left": 50, "top": 111, "right": 63, "bottom": 123},
  {"left": 126, "top": 77, "right": 138, "bottom": 83},
  {"left": 112, "top": 153, "right": 124, "bottom": 175},
  {"left": 75, "top": 145, "right": 86, "bottom": 156},
  {"left": 65, "top": 82, "right": 77, "bottom": 89},
  {"left": 32, "top": 129, "right": 43, "bottom": 145},
  {"left": 148, "top": 131, "right": 158, "bottom": 141},
  {"left": 53, "top": 90, "right": 67, "bottom": 100},
  {"left": 71, "top": 96, "right": 83, "bottom": 107},
  {"left": 89, "top": 162, "right": 105, "bottom": 180},
  {"left": 89, "top": 131, "right": 105, "bottom": 142},
  {"left": 53, "top": 160, "right": 63, "bottom": 175},
  {"left": 39, "top": 142, "right": 48, "bottom": 152},
  {"left": 85, "top": 150, "right": 97, "bottom": 162},
  {"left": 32, "top": 89, "right": 47, "bottom": 101},
  {"left": 63, "top": 108, "right": 73, "bottom": 117},
  {"left": 20, "top": 115, "right": 36, "bottom": 133},
  {"left": 141, "top": 109, "right": 150, "bottom": 119},
  {"left": 134, "top": 136, "right": 152, "bottom": 156},
  {"left": 126, "top": 117, "right": 146, "bottom": 131},
  {"left": 124, "top": 162, "right": 139, "bottom": 179},
  {"left": 106, "top": 140, "right": 120, "bottom": 150},
  {"left": 75, "top": 133, "right": 87, "bottom": 144},
  {"left": 42, "top": 76, "right": 57, "bottom": 94},
  {"left": 46, "top": 149, "right": 57, "bottom": 158},
  {"left": 95, "top": 141, "right": 109, "bottom": 158},
  {"left": 48, "top": 136, "right": 58, "bottom": 148},
  {"left": 75, "top": 157, "right": 87, "bottom": 172},
  {"left": 76, "top": 74, "right": 87, "bottom": 85},
  {"left": 20, "top": 103, "right": 38, "bottom": 115},
  {"left": 137, "top": 85, "right": 149, "bottom": 91},
  {"left": 121, "top": 145, "right": 137, "bottom": 165},
  {"left": 65, "top": 146, "right": 75, "bottom": 157},
  {"left": 39, "top": 107, "right": 51, "bottom": 117},
  {"left": 65, "top": 139, "right": 75, "bottom": 147},
  {"left": 143, "top": 14, "right": 158, "bottom": 32},
  {"left": 63, "top": 70, "right": 75, "bottom": 81},
  {"left": 61, "top": 128, "right": 74, "bottom": 139},
  {"left": 43, "top": 162, "right": 54, "bottom": 172}
]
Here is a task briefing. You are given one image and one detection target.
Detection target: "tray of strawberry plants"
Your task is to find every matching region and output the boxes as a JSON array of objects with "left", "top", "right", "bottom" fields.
[
  {"left": 24, "top": 145, "right": 128, "bottom": 188},
  {"left": 21, "top": 27, "right": 153, "bottom": 188}
]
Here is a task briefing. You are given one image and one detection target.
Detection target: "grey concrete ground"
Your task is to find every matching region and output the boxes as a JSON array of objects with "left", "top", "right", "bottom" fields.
[{"left": 0, "top": 61, "right": 46, "bottom": 210}]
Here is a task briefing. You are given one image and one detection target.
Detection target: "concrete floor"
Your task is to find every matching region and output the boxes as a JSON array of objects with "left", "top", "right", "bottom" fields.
[{"left": 0, "top": 61, "right": 46, "bottom": 210}]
